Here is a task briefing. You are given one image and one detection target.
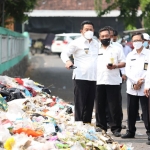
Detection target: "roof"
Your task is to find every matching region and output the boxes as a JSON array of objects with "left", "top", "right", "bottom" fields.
[
  {"left": 55, "top": 33, "right": 81, "bottom": 36},
  {"left": 35, "top": 0, "right": 96, "bottom": 10},
  {"left": 27, "top": 9, "right": 142, "bottom": 17}
]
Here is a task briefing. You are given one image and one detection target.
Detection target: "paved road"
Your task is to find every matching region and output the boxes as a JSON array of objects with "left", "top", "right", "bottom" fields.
[{"left": 25, "top": 54, "right": 150, "bottom": 150}]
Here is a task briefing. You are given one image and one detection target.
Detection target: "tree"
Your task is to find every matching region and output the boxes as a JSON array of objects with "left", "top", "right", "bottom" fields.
[
  {"left": 94, "top": 0, "right": 150, "bottom": 30},
  {"left": 0, "top": 0, "right": 37, "bottom": 27}
]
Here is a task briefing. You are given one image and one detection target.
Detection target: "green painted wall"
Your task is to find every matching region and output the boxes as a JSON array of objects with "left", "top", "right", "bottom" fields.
[{"left": 0, "top": 27, "right": 29, "bottom": 74}]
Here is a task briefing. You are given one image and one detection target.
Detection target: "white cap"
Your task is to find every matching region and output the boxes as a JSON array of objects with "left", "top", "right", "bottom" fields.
[{"left": 143, "top": 33, "right": 150, "bottom": 40}]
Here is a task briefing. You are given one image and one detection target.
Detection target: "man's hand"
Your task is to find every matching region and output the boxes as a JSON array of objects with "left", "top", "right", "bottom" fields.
[
  {"left": 133, "top": 84, "right": 141, "bottom": 90},
  {"left": 137, "top": 79, "right": 144, "bottom": 87},
  {"left": 122, "top": 75, "right": 127, "bottom": 81},
  {"left": 144, "top": 88, "right": 150, "bottom": 97},
  {"left": 65, "top": 60, "right": 73, "bottom": 69},
  {"left": 107, "top": 64, "right": 117, "bottom": 70}
]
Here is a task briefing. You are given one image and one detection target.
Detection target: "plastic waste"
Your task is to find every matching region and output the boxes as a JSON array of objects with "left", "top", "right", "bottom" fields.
[{"left": 70, "top": 142, "right": 84, "bottom": 150}]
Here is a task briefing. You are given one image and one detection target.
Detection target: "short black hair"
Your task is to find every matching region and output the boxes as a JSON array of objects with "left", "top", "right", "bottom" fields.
[
  {"left": 131, "top": 32, "right": 144, "bottom": 40},
  {"left": 113, "top": 30, "right": 118, "bottom": 36},
  {"left": 104, "top": 26, "right": 114, "bottom": 32},
  {"left": 99, "top": 27, "right": 110, "bottom": 34},
  {"left": 81, "top": 20, "right": 94, "bottom": 29}
]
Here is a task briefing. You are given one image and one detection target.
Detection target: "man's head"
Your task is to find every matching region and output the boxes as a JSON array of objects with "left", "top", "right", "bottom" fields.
[
  {"left": 99, "top": 27, "right": 111, "bottom": 47},
  {"left": 113, "top": 30, "right": 118, "bottom": 42},
  {"left": 80, "top": 20, "right": 94, "bottom": 40},
  {"left": 121, "top": 38, "right": 126, "bottom": 47},
  {"left": 104, "top": 26, "right": 114, "bottom": 39},
  {"left": 132, "top": 32, "right": 144, "bottom": 50},
  {"left": 142, "top": 33, "right": 149, "bottom": 48}
]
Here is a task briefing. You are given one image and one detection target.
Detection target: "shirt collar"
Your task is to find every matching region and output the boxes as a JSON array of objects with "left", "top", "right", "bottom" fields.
[
  {"left": 81, "top": 35, "right": 94, "bottom": 43},
  {"left": 133, "top": 47, "right": 147, "bottom": 55}
]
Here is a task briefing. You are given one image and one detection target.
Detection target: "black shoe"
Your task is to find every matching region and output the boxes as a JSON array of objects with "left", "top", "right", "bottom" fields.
[
  {"left": 146, "top": 140, "right": 150, "bottom": 145},
  {"left": 121, "top": 124, "right": 126, "bottom": 129},
  {"left": 146, "top": 137, "right": 150, "bottom": 145},
  {"left": 121, "top": 132, "right": 135, "bottom": 138},
  {"left": 113, "top": 132, "right": 121, "bottom": 137},
  {"left": 95, "top": 127, "right": 102, "bottom": 132}
]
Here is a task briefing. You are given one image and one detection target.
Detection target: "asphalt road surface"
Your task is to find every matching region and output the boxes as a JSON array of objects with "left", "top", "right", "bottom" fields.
[{"left": 25, "top": 53, "right": 150, "bottom": 150}]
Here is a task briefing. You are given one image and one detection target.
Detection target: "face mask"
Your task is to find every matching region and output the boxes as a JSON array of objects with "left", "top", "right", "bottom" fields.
[
  {"left": 143, "top": 41, "right": 149, "bottom": 48},
  {"left": 101, "top": 38, "right": 111, "bottom": 46},
  {"left": 133, "top": 41, "right": 143, "bottom": 49},
  {"left": 122, "top": 42, "right": 126, "bottom": 46},
  {"left": 84, "top": 31, "right": 93, "bottom": 40}
]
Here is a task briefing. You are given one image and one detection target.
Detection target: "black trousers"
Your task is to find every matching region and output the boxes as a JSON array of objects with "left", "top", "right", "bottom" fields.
[
  {"left": 96, "top": 85, "right": 122, "bottom": 133},
  {"left": 73, "top": 79, "right": 96, "bottom": 123},
  {"left": 106, "top": 84, "right": 123, "bottom": 124},
  {"left": 127, "top": 94, "right": 150, "bottom": 135}
]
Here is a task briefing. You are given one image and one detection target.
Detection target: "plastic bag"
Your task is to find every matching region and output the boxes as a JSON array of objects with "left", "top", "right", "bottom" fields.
[
  {"left": 70, "top": 142, "right": 84, "bottom": 150},
  {"left": 0, "top": 125, "right": 11, "bottom": 142},
  {"left": 13, "top": 128, "right": 43, "bottom": 137}
]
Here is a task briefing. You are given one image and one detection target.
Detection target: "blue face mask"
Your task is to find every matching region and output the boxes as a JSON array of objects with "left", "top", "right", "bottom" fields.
[{"left": 143, "top": 41, "right": 149, "bottom": 48}]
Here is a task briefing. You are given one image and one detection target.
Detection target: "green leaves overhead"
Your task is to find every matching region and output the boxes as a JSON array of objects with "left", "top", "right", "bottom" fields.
[
  {"left": 94, "top": 0, "right": 150, "bottom": 30},
  {"left": 4, "top": 0, "right": 37, "bottom": 22}
]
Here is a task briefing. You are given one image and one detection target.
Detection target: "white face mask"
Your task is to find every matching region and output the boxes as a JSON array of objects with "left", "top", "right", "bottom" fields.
[
  {"left": 84, "top": 31, "right": 93, "bottom": 40},
  {"left": 133, "top": 41, "right": 143, "bottom": 49}
]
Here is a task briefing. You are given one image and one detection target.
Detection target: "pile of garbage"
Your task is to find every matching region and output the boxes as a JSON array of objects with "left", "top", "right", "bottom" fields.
[{"left": 0, "top": 76, "right": 133, "bottom": 150}]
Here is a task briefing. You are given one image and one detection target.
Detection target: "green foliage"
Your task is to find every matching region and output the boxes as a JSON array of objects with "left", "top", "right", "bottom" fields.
[
  {"left": 4, "top": 0, "right": 37, "bottom": 22},
  {"left": 94, "top": 0, "right": 150, "bottom": 30}
]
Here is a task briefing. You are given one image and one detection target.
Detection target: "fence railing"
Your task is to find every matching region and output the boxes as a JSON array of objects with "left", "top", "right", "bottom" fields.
[{"left": 0, "top": 27, "right": 29, "bottom": 64}]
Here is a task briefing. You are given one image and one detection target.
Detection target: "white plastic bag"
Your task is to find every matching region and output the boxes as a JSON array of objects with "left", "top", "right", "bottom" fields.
[{"left": 70, "top": 142, "right": 84, "bottom": 150}]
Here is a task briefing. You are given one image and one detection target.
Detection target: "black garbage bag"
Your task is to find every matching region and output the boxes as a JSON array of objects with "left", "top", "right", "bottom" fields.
[{"left": 42, "top": 88, "right": 51, "bottom": 95}]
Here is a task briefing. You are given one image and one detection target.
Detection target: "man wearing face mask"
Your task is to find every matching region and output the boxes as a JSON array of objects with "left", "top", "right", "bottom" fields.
[
  {"left": 61, "top": 20, "right": 99, "bottom": 123},
  {"left": 96, "top": 27, "right": 125, "bottom": 137},
  {"left": 121, "top": 33, "right": 150, "bottom": 145},
  {"left": 143, "top": 33, "right": 150, "bottom": 49},
  {"left": 103, "top": 27, "right": 126, "bottom": 130}
]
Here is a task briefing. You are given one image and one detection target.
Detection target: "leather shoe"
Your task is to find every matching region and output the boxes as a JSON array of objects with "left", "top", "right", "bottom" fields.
[
  {"left": 113, "top": 132, "right": 121, "bottom": 137},
  {"left": 121, "top": 132, "right": 134, "bottom": 138}
]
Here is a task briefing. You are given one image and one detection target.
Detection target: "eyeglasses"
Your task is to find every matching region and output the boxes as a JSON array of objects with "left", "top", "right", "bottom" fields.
[{"left": 132, "top": 40, "right": 143, "bottom": 42}]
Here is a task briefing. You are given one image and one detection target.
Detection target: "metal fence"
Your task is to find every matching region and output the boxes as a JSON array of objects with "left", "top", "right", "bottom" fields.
[{"left": 0, "top": 27, "right": 29, "bottom": 64}]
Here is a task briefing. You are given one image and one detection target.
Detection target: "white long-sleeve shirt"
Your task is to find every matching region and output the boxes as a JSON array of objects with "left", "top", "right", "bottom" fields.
[
  {"left": 125, "top": 48, "right": 150, "bottom": 96},
  {"left": 61, "top": 36, "right": 99, "bottom": 81}
]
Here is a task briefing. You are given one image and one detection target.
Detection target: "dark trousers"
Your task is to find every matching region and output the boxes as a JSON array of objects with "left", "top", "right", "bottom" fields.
[
  {"left": 127, "top": 94, "right": 150, "bottom": 135},
  {"left": 96, "top": 85, "right": 122, "bottom": 133},
  {"left": 73, "top": 79, "right": 96, "bottom": 123},
  {"left": 106, "top": 84, "right": 123, "bottom": 124}
]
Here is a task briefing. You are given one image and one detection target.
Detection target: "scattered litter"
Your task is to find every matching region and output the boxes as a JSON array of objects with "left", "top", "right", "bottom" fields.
[{"left": 0, "top": 75, "right": 133, "bottom": 150}]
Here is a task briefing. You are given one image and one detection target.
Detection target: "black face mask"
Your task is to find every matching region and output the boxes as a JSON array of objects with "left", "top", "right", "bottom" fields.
[{"left": 101, "top": 38, "right": 110, "bottom": 46}]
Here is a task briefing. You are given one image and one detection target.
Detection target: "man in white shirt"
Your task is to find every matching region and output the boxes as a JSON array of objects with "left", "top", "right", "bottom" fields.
[
  {"left": 121, "top": 33, "right": 150, "bottom": 145},
  {"left": 104, "top": 26, "right": 126, "bottom": 129},
  {"left": 61, "top": 20, "right": 99, "bottom": 123},
  {"left": 96, "top": 27, "right": 125, "bottom": 137}
]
